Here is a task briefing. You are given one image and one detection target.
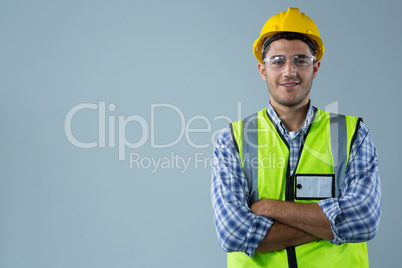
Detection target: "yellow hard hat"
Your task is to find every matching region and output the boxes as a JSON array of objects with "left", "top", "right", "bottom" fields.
[{"left": 253, "top": 7, "right": 325, "bottom": 63}]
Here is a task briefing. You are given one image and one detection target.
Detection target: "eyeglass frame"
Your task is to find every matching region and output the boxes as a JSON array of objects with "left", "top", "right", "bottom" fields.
[{"left": 263, "top": 54, "right": 317, "bottom": 70}]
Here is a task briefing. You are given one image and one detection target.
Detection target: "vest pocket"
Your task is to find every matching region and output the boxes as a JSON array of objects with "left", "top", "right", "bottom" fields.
[{"left": 294, "top": 174, "right": 335, "bottom": 200}]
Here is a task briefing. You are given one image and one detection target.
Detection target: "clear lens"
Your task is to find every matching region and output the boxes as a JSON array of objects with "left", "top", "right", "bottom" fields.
[{"left": 263, "top": 55, "right": 316, "bottom": 69}]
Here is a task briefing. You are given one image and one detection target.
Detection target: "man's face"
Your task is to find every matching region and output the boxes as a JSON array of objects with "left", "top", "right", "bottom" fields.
[{"left": 258, "top": 39, "right": 321, "bottom": 109}]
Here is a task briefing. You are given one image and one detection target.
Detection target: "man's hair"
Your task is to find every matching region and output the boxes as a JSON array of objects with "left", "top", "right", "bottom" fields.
[{"left": 261, "top": 32, "right": 318, "bottom": 60}]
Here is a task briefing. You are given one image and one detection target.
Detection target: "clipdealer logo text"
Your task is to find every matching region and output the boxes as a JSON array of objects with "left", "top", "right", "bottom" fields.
[{"left": 64, "top": 102, "right": 243, "bottom": 172}]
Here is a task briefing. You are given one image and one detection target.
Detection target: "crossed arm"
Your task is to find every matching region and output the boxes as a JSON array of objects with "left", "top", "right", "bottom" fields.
[
  {"left": 250, "top": 199, "right": 334, "bottom": 252},
  {"left": 212, "top": 125, "right": 380, "bottom": 256}
]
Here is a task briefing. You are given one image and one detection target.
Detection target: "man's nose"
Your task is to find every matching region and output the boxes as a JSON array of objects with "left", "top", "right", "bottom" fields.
[{"left": 283, "top": 60, "right": 297, "bottom": 76}]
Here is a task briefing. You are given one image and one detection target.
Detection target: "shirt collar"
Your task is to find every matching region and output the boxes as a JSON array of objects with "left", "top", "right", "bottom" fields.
[{"left": 266, "top": 101, "right": 317, "bottom": 138}]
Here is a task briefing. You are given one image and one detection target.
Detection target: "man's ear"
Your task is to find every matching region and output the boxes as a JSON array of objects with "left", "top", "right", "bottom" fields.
[
  {"left": 258, "top": 62, "right": 267, "bottom": 81},
  {"left": 313, "top": 60, "right": 321, "bottom": 79}
]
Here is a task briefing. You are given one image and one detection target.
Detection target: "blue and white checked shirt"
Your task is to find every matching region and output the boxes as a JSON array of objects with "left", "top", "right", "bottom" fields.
[{"left": 211, "top": 102, "right": 381, "bottom": 257}]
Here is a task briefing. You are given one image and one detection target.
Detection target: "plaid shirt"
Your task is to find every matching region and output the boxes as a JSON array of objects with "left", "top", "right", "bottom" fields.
[{"left": 211, "top": 102, "right": 381, "bottom": 256}]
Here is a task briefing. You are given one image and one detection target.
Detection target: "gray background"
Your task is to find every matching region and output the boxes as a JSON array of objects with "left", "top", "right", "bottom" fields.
[{"left": 1, "top": 0, "right": 400, "bottom": 267}]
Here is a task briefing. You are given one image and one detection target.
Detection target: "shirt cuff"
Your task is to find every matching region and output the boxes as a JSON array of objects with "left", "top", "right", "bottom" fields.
[
  {"left": 243, "top": 214, "right": 274, "bottom": 256},
  {"left": 317, "top": 198, "right": 346, "bottom": 246}
]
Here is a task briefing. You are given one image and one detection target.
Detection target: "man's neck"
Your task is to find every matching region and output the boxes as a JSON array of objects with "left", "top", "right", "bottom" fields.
[{"left": 270, "top": 101, "right": 309, "bottom": 132}]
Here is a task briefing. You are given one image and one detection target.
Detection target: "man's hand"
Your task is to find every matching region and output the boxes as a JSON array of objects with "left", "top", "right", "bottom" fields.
[{"left": 251, "top": 199, "right": 334, "bottom": 241}]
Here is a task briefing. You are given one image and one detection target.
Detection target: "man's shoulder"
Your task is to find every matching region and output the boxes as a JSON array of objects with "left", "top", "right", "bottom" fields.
[
  {"left": 354, "top": 120, "right": 370, "bottom": 140},
  {"left": 215, "top": 126, "right": 233, "bottom": 147},
  {"left": 217, "top": 126, "right": 231, "bottom": 139}
]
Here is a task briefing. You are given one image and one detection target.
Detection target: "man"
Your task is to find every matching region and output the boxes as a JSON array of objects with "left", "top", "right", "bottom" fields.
[{"left": 211, "top": 7, "right": 381, "bottom": 268}]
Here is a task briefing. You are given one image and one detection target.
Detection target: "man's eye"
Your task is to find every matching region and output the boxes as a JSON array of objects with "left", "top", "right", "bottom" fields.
[
  {"left": 272, "top": 60, "right": 285, "bottom": 65},
  {"left": 295, "top": 59, "right": 308, "bottom": 64}
]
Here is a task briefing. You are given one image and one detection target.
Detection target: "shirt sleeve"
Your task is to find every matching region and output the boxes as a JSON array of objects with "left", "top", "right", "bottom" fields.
[
  {"left": 318, "top": 121, "right": 381, "bottom": 245},
  {"left": 211, "top": 126, "right": 274, "bottom": 256}
]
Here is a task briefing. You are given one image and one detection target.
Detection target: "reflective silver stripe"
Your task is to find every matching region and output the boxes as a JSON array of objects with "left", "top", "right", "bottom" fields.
[
  {"left": 242, "top": 113, "right": 259, "bottom": 203},
  {"left": 329, "top": 113, "right": 347, "bottom": 198}
]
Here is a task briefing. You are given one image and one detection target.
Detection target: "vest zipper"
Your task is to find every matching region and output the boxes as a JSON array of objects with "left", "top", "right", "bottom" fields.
[
  {"left": 267, "top": 110, "right": 317, "bottom": 268},
  {"left": 285, "top": 112, "right": 316, "bottom": 268},
  {"left": 285, "top": 165, "right": 298, "bottom": 268},
  {"left": 284, "top": 132, "right": 310, "bottom": 268}
]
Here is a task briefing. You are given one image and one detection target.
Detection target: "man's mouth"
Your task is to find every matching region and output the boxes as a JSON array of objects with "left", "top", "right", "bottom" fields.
[{"left": 280, "top": 82, "right": 300, "bottom": 88}]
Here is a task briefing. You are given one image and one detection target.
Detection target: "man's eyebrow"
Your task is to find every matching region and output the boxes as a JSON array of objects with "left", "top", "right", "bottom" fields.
[
  {"left": 269, "top": 54, "right": 285, "bottom": 58},
  {"left": 269, "top": 54, "right": 311, "bottom": 58}
]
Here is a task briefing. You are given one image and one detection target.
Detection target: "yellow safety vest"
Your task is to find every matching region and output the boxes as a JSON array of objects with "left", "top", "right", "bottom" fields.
[{"left": 228, "top": 108, "right": 368, "bottom": 268}]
